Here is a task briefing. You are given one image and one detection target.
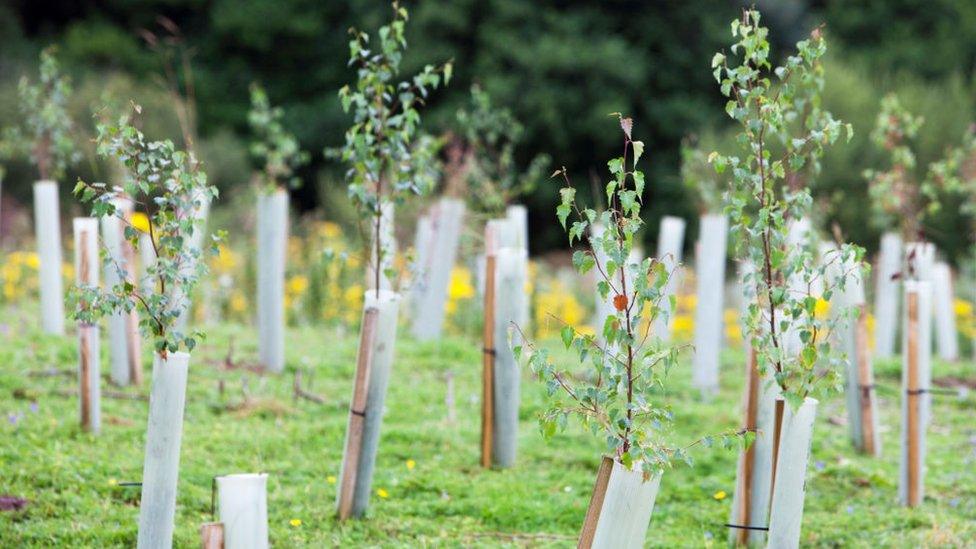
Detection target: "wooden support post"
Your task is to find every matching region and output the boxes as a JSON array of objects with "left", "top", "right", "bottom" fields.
[
  {"left": 855, "top": 308, "right": 877, "bottom": 456},
  {"left": 337, "top": 307, "right": 379, "bottom": 520},
  {"left": 906, "top": 290, "right": 921, "bottom": 507},
  {"left": 80, "top": 327, "right": 93, "bottom": 427},
  {"left": 900, "top": 280, "right": 930, "bottom": 507},
  {"left": 481, "top": 225, "right": 497, "bottom": 469},
  {"left": 735, "top": 348, "right": 760, "bottom": 546},
  {"left": 578, "top": 456, "right": 613, "bottom": 549},
  {"left": 117, "top": 199, "right": 143, "bottom": 385},
  {"left": 769, "top": 397, "right": 785, "bottom": 502},
  {"left": 199, "top": 523, "right": 224, "bottom": 549},
  {"left": 74, "top": 218, "right": 100, "bottom": 434}
]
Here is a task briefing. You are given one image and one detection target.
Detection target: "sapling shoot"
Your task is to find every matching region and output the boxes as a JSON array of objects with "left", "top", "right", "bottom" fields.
[
  {"left": 248, "top": 83, "right": 308, "bottom": 191},
  {"left": 452, "top": 84, "right": 549, "bottom": 216},
  {"left": 681, "top": 137, "right": 725, "bottom": 215},
  {"left": 337, "top": 1, "right": 452, "bottom": 296},
  {"left": 863, "top": 95, "right": 931, "bottom": 243},
  {"left": 2, "top": 46, "right": 80, "bottom": 181},
  {"left": 72, "top": 105, "right": 222, "bottom": 355},
  {"left": 517, "top": 116, "right": 741, "bottom": 474},
  {"left": 929, "top": 125, "right": 976, "bottom": 250},
  {"left": 710, "top": 10, "right": 864, "bottom": 409}
]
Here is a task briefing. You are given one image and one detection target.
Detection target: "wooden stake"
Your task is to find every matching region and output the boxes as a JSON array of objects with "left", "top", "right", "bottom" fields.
[
  {"left": 337, "top": 307, "right": 379, "bottom": 520},
  {"left": 736, "top": 348, "right": 760, "bottom": 545},
  {"left": 906, "top": 291, "right": 921, "bottom": 507},
  {"left": 481, "top": 228, "right": 497, "bottom": 469},
  {"left": 80, "top": 327, "right": 92, "bottom": 430},
  {"left": 577, "top": 456, "right": 613, "bottom": 549},
  {"left": 125, "top": 305, "right": 143, "bottom": 385},
  {"left": 855, "top": 307, "right": 876, "bottom": 456},
  {"left": 79, "top": 230, "right": 92, "bottom": 431},
  {"left": 769, "top": 397, "right": 785, "bottom": 503},
  {"left": 122, "top": 203, "right": 143, "bottom": 385},
  {"left": 199, "top": 522, "right": 224, "bottom": 549}
]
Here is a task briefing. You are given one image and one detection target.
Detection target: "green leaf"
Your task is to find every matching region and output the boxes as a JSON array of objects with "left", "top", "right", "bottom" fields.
[{"left": 560, "top": 326, "right": 574, "bottom": 349}]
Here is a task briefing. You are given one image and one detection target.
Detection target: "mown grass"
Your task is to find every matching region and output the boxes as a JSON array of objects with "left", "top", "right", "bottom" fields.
[{"left": 1, "top": 303, "right": 974, "bottom": 547}]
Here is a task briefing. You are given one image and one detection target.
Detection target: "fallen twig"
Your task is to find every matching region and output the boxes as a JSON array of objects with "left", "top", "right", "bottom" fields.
[{"left": 293, "top": 371, "right": 326, "bottom": 404}]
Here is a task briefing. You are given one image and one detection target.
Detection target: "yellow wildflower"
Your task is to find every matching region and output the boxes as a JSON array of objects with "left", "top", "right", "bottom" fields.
[
  {"left": 319, "top": 221, "right": 342, "bottom": 239},
  {"left": 444, "top": 267, "right": 475, "bottom": 315},
  {"left": 406, "top": 459, "right": 416, "bottom": 470},
  {"left": 676, "top": 293, "right": 697, "bottom": 313},
  {"left": 723, "top": 309, "right": 742, "bottom": 346},
  {"left": 814, "top": 298, "right": 830, "bottom": 319},
  {"left": 212, "top": 244, "right": 238, "bottom": 274},
  {"left": 713, "top": 490, "right": 727, "bottom": 501},
  {"left": 533, "top": 279, "right": 586, "bottom": 338},
  {"left": 344, "top": 284, "right": 364, "bottom": 315},
  {"left": 376, "top": 488, "right": 389, "bottom": 499},
  {"left": 672, "top": 314, "right": 694, "bottom": 341},
  {"left": 230, "top": 292, "right": 247, "bottom": 314},
  {"left": 866, "top": 313, "right": 876, "bottom": 349},
  {"left": 289, "top": 518, "right": 302, "bottom": 527},
  {"left": 131, "top": 212, "right": 151, "bottom": 233},
  {"left": 327, "top": 475, "right": 337, "bottom": 485}
]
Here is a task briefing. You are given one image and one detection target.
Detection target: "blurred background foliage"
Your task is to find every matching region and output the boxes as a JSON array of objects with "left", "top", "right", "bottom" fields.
[{"left": 0, "top": 0, "right": 975, "bottom": 262}]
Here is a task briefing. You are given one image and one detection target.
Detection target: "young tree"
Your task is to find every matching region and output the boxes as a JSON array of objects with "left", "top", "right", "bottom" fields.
[
  {"left": 337, "top": 1, "right": 452, "bottom": 294},
  {"left": 863, "top": 94, "right": 929, "bottom": 240},
  {"left": 72, "top": 105, "right": 222, "bottom": 354},
  {"left": 518, "top": 116, "right": 740, "bottom": 473},
  {"left": 248, "top": 83, "right": 308, "bottom": 191},
  {"left": 248, "top": 82, "right": 307, "bottom": 372},
  {"left": 3, "top": 46, "right": 80, "bottom": 181},
  {"left": 72, "top": 103, "right": 222, "bottom": 547},
  {"left": 451, "top": 84, "right": 549, "bottom": 215},
  {"left": 710, "top": 10, "right": 863, "bottom": 410},
  {"left": 681, "top": 136, "right": 725, "bottom": 214},
  {"left": 333, "top": 1, "right": 451, "bottom": 520}
]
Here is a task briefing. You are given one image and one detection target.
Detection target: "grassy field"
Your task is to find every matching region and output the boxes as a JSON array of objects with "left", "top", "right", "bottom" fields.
[{"left": 1, "top": 303, "right": 975, "bottom": 547}]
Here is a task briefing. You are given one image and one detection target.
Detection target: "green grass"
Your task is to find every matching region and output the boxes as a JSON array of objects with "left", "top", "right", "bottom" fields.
[{"left": 1, "top": 304, "right": 974, "bottom": 547}]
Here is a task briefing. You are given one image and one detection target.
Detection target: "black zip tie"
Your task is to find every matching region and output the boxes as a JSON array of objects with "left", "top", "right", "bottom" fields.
[
  {"left": 906, "top": 388, "right": 928, "bottom": 396},
  {"left": 118, "top": 482, "right": 142, "bottom": 487},
  {"left": 482, "top": 348, "right": 496, "bottom": 356},
  {"left": 351, "top": 409, "right": 366, "bottom": 417},
  {"left": 723, "top": 523, "right": 769, "bottom": 532}
]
